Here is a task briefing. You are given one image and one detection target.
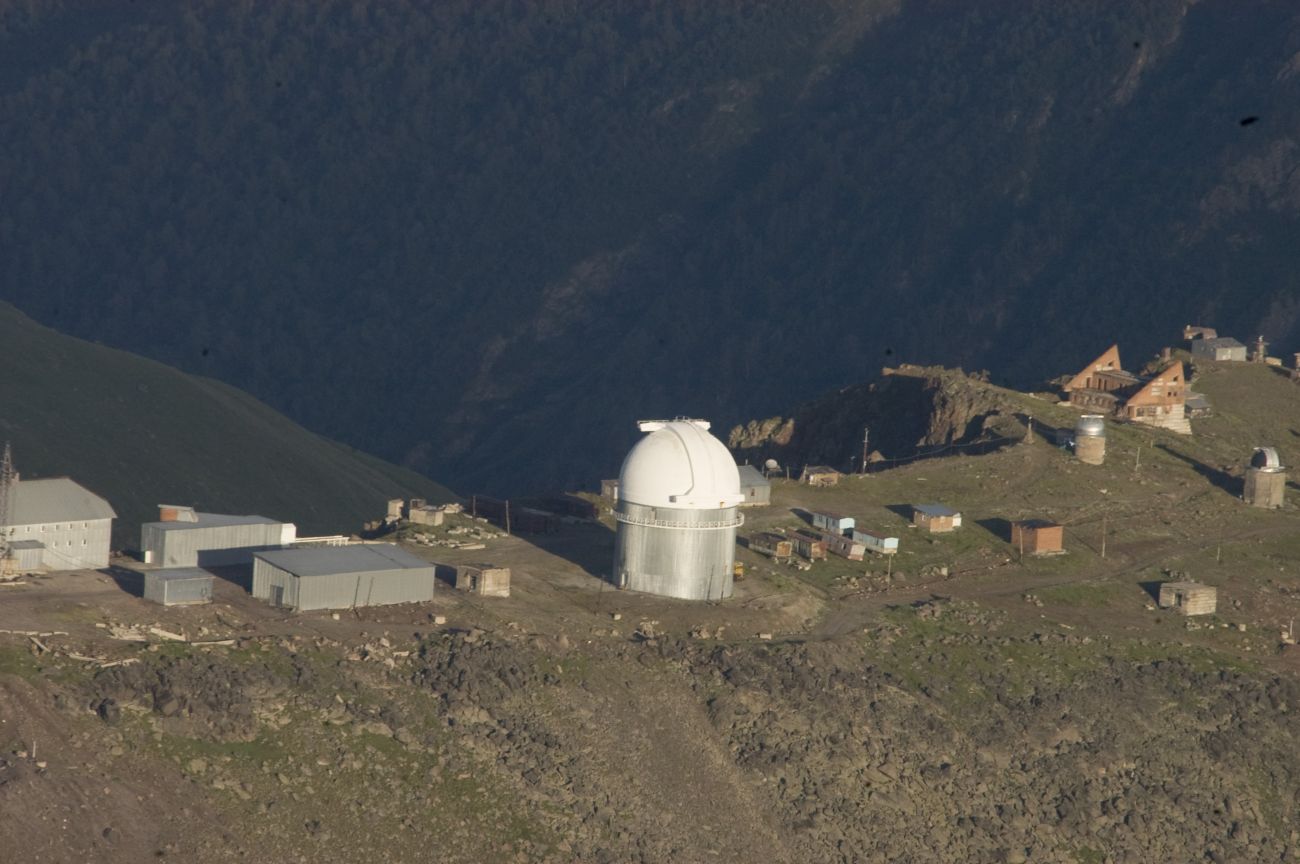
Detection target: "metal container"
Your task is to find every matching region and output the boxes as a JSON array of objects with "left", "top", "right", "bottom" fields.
[
  {"left": 1074, "top": 415, "right": 1106, "bottom": 465},
  {"left": 1075, "top": 414, "right": 1106, "bottom": 437},
  {"left": 143, "top": 567, "right": 214, "bottom": 606}
]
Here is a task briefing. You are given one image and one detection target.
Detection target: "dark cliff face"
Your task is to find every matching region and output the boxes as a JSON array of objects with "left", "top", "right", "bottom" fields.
[
  {"left": 1, "top": 0, "right": 1298, "bottom": 495},
  {"left": 728, "top": 366, "right": 1021, "bottom": 473}
]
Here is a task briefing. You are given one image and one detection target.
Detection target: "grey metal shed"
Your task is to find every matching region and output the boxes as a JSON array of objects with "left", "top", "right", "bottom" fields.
[
  {"left": 143, "top": 567, "right": 214, "bottom": 606},
  {"left": 736, "top": 465, "right": 771, "bottom": 507},
  {"left": 251, "top": 544, "right": 435, "bottom": 612}
]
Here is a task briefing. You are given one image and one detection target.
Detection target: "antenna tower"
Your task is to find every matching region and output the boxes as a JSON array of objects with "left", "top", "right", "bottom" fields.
[{"left": 0, "top": 443, "right": 14, "bottom": 573}]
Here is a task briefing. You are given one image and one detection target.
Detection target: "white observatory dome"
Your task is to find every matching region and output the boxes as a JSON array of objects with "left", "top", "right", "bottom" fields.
[{"left": 618, "top": 420, "right": 744, "bottom": 510}]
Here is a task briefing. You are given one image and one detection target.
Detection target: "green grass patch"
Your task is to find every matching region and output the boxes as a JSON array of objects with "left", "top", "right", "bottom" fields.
[
  {"left": 0, "top": 645, "right": 39, "bottom": 679},
  {"left": 1034, "top": 581, "right": 1131, "bottom": 607}
]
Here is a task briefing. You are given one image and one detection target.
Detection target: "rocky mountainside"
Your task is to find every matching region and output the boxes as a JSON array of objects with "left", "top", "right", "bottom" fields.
[
  {"left": 4, "top": 605, "right": 1297, "bottom": 863},
  {"left": 1, "top": 0, "right": 1298, "bottom": 495},
  {"left": 729, "top": 365, "right": 1025, "bottom": 472},
  {"left": 0, "top": 302, "right": 452, "bottom": 541},
  {"left": 5, "top": 359, "right": 1300, "bottom": 862}
]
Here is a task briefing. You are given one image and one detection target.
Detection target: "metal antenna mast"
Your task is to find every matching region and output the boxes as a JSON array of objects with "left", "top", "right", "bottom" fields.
[{"left": 0, "top": 443, "right": 14, "bottom": 572}]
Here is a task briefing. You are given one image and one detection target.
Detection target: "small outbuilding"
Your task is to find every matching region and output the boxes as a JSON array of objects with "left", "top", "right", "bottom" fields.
[
  {"left": 408, "top": 504, "right": 446, "bottom": 527},
  {"left": 791, "top": 530, "right": 828, "bottom": 561},
  {"left": 252, "top": 544, "right": 435, "bottom": 611},
  {"left": 1184, "top": 393, "right": 1213, "bottom": 419},
  {"left": 736, "top": 465, "right": 772, "bottom": 507},
  {"left": 822, "top": 532, "right": 866, "bottom": 561},
  {"left": 1158, "top": 581, "right": 1217, "bottom": 616},
  {"left": 455, "top": 564, "right": 511, "bottom": 597},
  {"left": 1010, "top": 520, "right": 1064, "bottom": 556},
  {"left": 912, "top": 504, "right": 961, "bottom": 533},
  {"left": 143, "top": 568, "right": 214, "bottom": 606},
  {"left": 810, "top": 511, "right": 855, "bottom": 535},
  {"left": 1244, "top": 447, "right": 1286, "bottom": 509},
  {"left": 801, "top": 465, "right": 842, "bottom": 487},
  {"left": 749, "top": 532, "right": 794, "bottom": 560},
  {"left": 853, "top": 528, "right": 899, "bottom": 556},
  {"left": 1190, "top": 337, "right": 1247, "bottom": 362},
  {"left": 600, "top": 479, "right": 620, "bottom": 501}
]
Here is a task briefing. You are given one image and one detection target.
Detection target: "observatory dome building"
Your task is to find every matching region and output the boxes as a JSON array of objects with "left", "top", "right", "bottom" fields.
[{"left": 613, "top": 419, "right": 744, "bottom": 600}]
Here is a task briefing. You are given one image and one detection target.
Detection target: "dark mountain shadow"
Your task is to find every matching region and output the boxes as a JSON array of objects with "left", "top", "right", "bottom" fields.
[{"left": 1156, "top": 444, "right": 1240, "bottom": 497}]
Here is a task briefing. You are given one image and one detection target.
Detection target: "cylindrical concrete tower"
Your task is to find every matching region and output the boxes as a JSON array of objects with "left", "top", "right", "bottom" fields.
[
  {"left": 1075, "top": 414, "right": 1106, "bottom": 465},
  {"left": 612, "top": 419, "right": 744, "bottom": 601},
  {"left": 1244, "top": 447, "right": 1286, "bottom": 509}
]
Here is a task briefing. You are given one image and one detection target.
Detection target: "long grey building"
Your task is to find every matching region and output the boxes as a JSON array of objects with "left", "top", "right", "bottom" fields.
[
  {"left": 1, "top": 477, "right": 116, "bottom": 570},
  {"left": 251, "top": 544, "right": 435, "bottom": 611},
  {"left": 612, "top": 419, "right": 744, "bottom": 601},
  {"left": 140, "top": 506, "right": 296, "bottom": 567}
]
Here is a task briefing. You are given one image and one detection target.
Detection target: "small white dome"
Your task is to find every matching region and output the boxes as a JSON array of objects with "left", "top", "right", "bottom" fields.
[{"left": 618, "top": 419, "right": 743, "bottom": 510}]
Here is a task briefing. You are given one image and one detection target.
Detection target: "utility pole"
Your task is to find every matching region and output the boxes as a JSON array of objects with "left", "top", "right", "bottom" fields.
[
  {"left": 861, "top": 427, "right": 870, "bottom": 475},
  {"left": 0, "top": 443, "right": 14, "bottom": 577},
  {"left": 1026, "top": 415, "right": 1034, "bottom": 444},
  {"left": 504, "top": 500, "right": 512, "bottom": 535},
  {"left": 1100, "top": 513, "right": 1107, "bottom": 560},
  {"left": 1135, "top": 444, "right": 1141, "bottom": 473}
]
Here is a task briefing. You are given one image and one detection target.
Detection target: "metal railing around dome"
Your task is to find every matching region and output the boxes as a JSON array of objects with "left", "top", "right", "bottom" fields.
[{"left": 613, "top": 509, "right": 744, "bottom": 531}]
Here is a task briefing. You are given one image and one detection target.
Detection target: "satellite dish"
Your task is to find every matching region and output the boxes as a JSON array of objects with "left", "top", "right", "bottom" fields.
[{"left": 764, "top": 458, "right": 780, "bottom": 471}]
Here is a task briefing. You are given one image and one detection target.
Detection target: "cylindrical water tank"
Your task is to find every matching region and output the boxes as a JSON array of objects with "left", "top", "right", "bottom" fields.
[{"left": 1075, "top": 414, "right": 1106, "bottom": 465}]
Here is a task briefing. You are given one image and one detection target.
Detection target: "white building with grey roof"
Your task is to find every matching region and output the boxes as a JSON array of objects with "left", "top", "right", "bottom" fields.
[
  {"left": 1, "top": 477, "right": 116, "bottom": 570},
  {"left": 251, "top": 544, "right": 435, "bottom": 611},
  {"left": 1190, "top": 337, "right": 1247, "bottom": 362},
  {"left": 140, "top": 505, "right": 295, "bottom": 568}
]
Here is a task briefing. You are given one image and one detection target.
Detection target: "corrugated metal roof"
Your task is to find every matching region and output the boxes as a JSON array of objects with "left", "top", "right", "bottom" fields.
[
  {"left": 914, "top": 504, "right": 959, "bottom": 517},
  {"left": 5, "top": 478, "right": 116, "bottom": 526},
  {"left": 144, "top": 512, "right": 282, "bottom": 532},
  {"left": 854, "top": 528, "right": 897, "bottom": 541},
  {"left": 254, "top": 544, "right": 429, "bottom": 578},
  {"left": 1197, "top": 337, "right": 1245, "bottom": 349},
  {"left": 736, "top": 465, "right": 770, "bottom": 487},
  {"left": 148, "top": 567, "right": 213, "bottom": 583}
]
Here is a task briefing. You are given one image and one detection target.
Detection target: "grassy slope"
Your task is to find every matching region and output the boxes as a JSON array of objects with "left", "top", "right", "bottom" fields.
[
  {"left": 736, "top": 361, "right": 1300, "bottom": 623},
  {"left": 0, "top": 302, "right": 454, "bottom": 543}
]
